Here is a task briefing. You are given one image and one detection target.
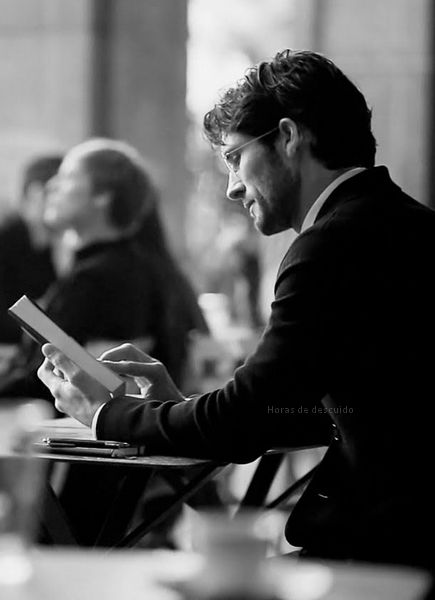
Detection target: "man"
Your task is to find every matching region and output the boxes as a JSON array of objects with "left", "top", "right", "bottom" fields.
[
  {"left": 38, "top": 50, "right": 435, "bottom": 568},
  {"left": 0, "top": 154, "right": 62, "bottom": 343}
]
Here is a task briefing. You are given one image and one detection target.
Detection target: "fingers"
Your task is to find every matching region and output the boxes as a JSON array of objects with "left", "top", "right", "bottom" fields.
[
  {"left": 38, "top": 349, "right": 111, "bottom": 424},
  {"left": 102, "top": 359, "right": 163, "bottom": 379},
  {"left": 37, "top": 357, "right": 55, "bottom": 386},
  {"left": 37, "top": 358, "right": 66, "bottom": 412},
  {"left": 41, "top": 344, "right": 78, "bottom": 377},
  {"left": 40, "top": 344, "right": 88, "bottom": 389}
]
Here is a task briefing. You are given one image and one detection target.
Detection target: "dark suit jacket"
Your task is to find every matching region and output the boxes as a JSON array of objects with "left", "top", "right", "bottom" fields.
[{"left": 97, "top": 167, "right": 435, "bottom": 568}]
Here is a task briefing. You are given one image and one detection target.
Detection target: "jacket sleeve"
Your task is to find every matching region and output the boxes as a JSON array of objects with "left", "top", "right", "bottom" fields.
[{"left": 97, "top": 229, "right": 338, "bottom": 462}]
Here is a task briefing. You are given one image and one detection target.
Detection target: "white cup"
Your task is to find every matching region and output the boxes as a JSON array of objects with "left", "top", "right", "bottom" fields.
[{"left": 189, "top": 509, "right": 275, "bottom": 599}]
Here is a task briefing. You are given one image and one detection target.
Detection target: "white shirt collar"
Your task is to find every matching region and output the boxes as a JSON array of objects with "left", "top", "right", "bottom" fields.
[{"left": 300, "top": 167, "right": 367, "bottom": 233}]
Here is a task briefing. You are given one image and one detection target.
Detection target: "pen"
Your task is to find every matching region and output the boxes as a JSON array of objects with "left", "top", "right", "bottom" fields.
[
  {"left": 45, "top": 441, "right": 77, "bottom": 448},
  {"left": 42, "top": 437, "right": 130, "bottom": 449}
]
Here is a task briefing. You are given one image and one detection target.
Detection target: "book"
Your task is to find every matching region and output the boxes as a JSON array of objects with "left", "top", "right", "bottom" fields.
[
  {"left": 8, "top": 295, "right": 126, "bottom": 397},
  {"left": 34, "top": 438, "right": 145, "bottom": 458},
  {"left": 34, "top": 417, "right": 145, "bottom": 458}
]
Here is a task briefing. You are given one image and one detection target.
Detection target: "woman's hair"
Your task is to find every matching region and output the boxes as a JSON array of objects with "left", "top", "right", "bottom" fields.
[
  {"left": 204, "top": 49, "right": 377, "bottom": 169},
  {"left": 67, "top": 138, "right": 156, "bottom": 231},
  {"left": 21, "top": 154, "right": 63, "bottom": 198}
]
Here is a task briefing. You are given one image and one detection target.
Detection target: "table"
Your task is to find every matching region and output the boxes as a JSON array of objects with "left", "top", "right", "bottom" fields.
[
  {"left": 33, "top": 418, "right": 226, "bottom": 548},
  {"left": 0, "top": 548, "right": 431, "bottom": 600}
]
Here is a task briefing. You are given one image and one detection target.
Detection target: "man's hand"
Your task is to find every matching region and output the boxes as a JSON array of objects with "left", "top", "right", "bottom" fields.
[
  {"left": 37, "top": 344, "right": 111, "bottom": 426},
  {"left": 100, "top": 343, "right": 185, "bottom": 403}
]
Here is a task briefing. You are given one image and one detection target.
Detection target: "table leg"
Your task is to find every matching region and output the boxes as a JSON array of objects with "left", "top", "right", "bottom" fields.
[
  {"left": 38, "top": 481, "right": 78, "bottom": 545},
  {"left": 93, "top": 469, "right": 155, "bottom": 547},
  {"left": 111, "top": 464, "right": 226, "bottom": 549}
]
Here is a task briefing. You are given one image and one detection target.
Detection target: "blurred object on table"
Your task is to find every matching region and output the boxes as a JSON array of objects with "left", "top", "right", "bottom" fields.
[{"left": 0, "top": 399, "right": 53, "bottom": 588}]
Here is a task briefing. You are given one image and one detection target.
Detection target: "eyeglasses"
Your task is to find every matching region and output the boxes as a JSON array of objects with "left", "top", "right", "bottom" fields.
[{"left": 221, "top": 126, "right": 279, "bottom": 175}]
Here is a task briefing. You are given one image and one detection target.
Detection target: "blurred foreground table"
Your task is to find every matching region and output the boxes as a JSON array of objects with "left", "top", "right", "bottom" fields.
[{"left": 0, "top": 548, "right": 431, "bottom": 600}]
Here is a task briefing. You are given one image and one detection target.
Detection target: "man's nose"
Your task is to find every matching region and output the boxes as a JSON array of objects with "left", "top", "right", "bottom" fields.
[{"left": 226, "top": 171, "right": 245, "bottom": 202}]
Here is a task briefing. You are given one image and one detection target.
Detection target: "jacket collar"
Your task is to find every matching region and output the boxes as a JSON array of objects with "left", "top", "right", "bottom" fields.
[{"left": 314, "top": 166, "right": 397, "bottom": 224}]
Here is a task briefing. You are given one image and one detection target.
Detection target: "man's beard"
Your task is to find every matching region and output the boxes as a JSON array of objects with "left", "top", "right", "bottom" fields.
[{"left": 256, "top": 168, "right": 301, "bottom": 236}]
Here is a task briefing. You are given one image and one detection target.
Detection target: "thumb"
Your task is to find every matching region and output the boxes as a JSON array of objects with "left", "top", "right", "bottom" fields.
[{"left": 41, "top": 343, "right": 60, "bottom": 359}]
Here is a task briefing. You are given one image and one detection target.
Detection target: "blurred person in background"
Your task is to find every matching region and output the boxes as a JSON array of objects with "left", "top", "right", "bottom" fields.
[
  {"left": 0, "top": 154, "right": 62, "bottom": 344},
  {"left": 1, "top": 137, "right": 212, "bottom": 545},
  {"left": 211, "top": 210, "right": 264, "bottom": 329},
  {"left": 39, "top": 50, "right": 435, "bottom": 570},
  {"left": 133, "top": 201, "right": 209, "bottom": 388},
  {"left": 0, "top": 137, "right": 206, "bottom": 400}
]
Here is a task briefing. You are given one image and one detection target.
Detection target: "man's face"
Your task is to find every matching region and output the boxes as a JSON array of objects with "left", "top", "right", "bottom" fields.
[
  {"left": 21, "top": 182, "right": 52, "bottom": 247},
  {"left": 44, "top": 154, "right": 98, "bottom": 233},
  {"left": 22, "top": 182, "right": 48, "bottom": 228},
  {"left": 222, "top": 131, "right": 301, "bottom": 236}
]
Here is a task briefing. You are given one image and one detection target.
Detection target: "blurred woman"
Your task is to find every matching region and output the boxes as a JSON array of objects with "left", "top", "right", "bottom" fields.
[
  {"left": 0, "top": 137, "right": 206, "bottom": 398},
  {"left": 0, "top": 137, "right": 212, "bottom": 545}
]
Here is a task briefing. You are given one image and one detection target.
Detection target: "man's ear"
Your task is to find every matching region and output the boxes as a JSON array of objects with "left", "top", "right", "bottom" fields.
[{"left": 278, "top": 118, "right": 303, "bottom": 158}]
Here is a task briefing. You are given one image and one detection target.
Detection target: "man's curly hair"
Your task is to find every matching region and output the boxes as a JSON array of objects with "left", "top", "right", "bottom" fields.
[{"left": 204, "top": 49, "right": 376, "bottom": 169}]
